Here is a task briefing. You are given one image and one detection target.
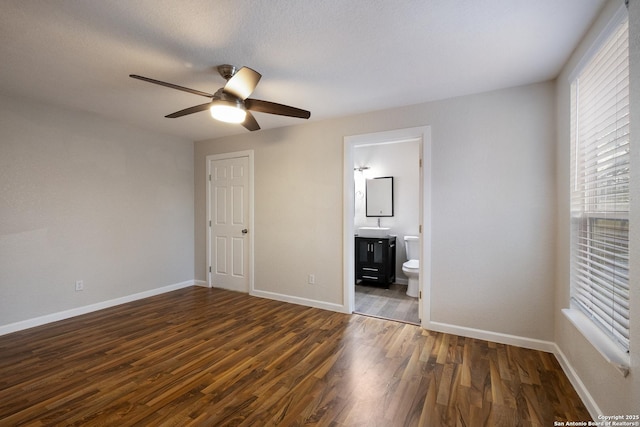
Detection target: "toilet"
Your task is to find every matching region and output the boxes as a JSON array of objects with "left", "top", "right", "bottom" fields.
[{"left": 402, "top": 236, "right": 420, "bottom": 298}]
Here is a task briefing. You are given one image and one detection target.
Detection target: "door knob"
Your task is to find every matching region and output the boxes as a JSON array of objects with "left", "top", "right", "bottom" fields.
[{"left": 241, "top": 229, "right": 248, "bottom": 234}]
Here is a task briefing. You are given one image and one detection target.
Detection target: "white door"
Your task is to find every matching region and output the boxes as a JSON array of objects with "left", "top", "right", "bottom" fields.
[{"left": 209, "top": 156, "right": 250, "bottom": 292}]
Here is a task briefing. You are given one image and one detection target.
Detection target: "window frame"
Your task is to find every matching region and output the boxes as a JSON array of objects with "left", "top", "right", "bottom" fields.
[{"left": 564, "top": 5, "right": 630, "bottom": 374}]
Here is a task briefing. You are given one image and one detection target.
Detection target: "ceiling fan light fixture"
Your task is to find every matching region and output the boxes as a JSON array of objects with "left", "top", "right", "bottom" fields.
[
  {"left": 210, "top": 99, "right": 246, "bottom": 124},
  {"left": 130, "top": 66, "right": 310, "bottom": 131}
]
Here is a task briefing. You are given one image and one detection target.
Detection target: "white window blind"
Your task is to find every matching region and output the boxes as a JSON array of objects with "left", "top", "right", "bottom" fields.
[{"left": 570, "top": 16, "right": 630, "bottom": 351}]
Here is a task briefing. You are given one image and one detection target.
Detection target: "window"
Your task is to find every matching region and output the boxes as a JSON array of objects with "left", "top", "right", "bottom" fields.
[{"left": 570, "top": 15, "right": 630, "bottom": 352}]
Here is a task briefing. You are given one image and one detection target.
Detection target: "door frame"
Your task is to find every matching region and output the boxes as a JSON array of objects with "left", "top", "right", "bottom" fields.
[
  {"left": 206, "top": 150, "right": 255, "bottom": 292},
  {"left": 343, "top": 126, "right": 432, "bottom": 327}
]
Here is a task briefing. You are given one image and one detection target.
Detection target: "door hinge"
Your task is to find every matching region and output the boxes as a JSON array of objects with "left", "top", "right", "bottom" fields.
[
  {"left": 209, "top": 220, "right": 211, "bottom": 227},
  {"left": 419, "top": 224, "right": 422, "bottom": 233},
  {"left": 419, "top": 158, "right": 423, "bottom": 168},
  {"left": 209, "top": 266, "right": 211, "bottom": 273},
  {"left": 419, "top": 291, "right": 422, "bottom": 299},
  {"left": 209, "top": 174, "right": 211, "bottom": 181}
]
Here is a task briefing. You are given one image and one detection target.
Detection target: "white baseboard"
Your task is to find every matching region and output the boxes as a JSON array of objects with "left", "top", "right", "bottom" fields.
[
  {"left": 250, "top": 289, "right": 347, "bottom": 314},
  {"left": 194, "top": 280, "right": 209, "bottom": 287},
  {"left": 426, "top": 320, "right": 556, "bottom": 353},
  {"left": 0, "top": 280, "right": 196, "bottom": 336},
  {"left": 552, "top": 343, "right": 601, "bottom": 419}
]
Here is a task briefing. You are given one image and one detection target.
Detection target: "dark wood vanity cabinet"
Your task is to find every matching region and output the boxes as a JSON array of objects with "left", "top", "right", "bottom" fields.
[{"left": 355, "top": 236, "right": 396, "bottom": 286}]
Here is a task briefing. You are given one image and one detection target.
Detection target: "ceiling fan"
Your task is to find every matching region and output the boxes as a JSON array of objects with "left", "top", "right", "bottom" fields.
[{"left": 130, "top": 65, "right": 311, "bottom": 131}]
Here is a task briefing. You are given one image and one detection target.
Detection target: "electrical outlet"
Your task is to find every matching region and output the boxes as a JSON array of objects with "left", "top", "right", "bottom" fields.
[
  {"left": 75, "top": 280, "right": 84, "bottom": 291},
  {"left": 308, "top": 274, "right": 315, "bottom": 285}
]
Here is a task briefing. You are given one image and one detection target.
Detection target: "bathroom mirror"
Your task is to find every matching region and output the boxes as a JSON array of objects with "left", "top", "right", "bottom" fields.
[{"left": 366, "top": 176, "right": 394, "bottom": 217}]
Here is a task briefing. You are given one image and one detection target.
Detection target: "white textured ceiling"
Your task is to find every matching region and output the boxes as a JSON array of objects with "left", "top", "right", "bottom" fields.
[{"left": 0, "top": 0, "right": 605, "bottom": 141}]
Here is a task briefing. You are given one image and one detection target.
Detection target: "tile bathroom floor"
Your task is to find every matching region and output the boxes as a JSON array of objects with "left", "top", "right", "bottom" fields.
[{"left": 354, "top": 282, "right": 420, "bottom": 324}]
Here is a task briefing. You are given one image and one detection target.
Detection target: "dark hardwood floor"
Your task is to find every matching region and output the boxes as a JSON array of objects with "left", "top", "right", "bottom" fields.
[{"left": 0, "top": 287, "right": 590, "bottom": 426}]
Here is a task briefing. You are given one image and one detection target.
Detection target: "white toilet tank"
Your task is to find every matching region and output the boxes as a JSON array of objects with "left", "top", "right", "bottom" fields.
[{"left": 404, "top": 236, "right": 420, "bottom": 260}]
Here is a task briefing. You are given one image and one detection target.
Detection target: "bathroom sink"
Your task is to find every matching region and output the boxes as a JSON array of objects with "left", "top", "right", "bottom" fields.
[{"left": 357, "top": 227, "right": 391, "bottom": 238}]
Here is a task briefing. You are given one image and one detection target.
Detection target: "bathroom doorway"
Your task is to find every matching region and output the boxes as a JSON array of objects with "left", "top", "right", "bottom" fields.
[{"left": 343, "top": 126, "right": 432, "bottom": 327}]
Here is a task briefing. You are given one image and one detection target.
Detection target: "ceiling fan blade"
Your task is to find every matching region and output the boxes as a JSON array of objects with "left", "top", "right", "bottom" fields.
[
  {"left": 165, "top": 102, "right": 212, "bottom": 118},
  {"left": 242, "top": 111, "right": 261, "bottom": 131},
  {"left": 223, "top": 67, "right": 261, "bottom": 100},
  {"left": 245, "top": 98, "right": 311, "bottom": 119},
  {"left": 130, "top": 74, "right": 214, "bottom": 98}
]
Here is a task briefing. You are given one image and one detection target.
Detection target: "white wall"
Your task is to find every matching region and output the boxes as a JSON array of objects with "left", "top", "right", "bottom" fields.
[
  {"left": 194, "top": 80, "right": 557, "bottom": 342},
  {"left": 354, "top": 140, "right": 421, "bottom": 280},
  {"left": 554, "top": 0, "right": 640, "bottom": 415},
  {"left": 0, "top": 94, "right": 195, "bottom": 327}
]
